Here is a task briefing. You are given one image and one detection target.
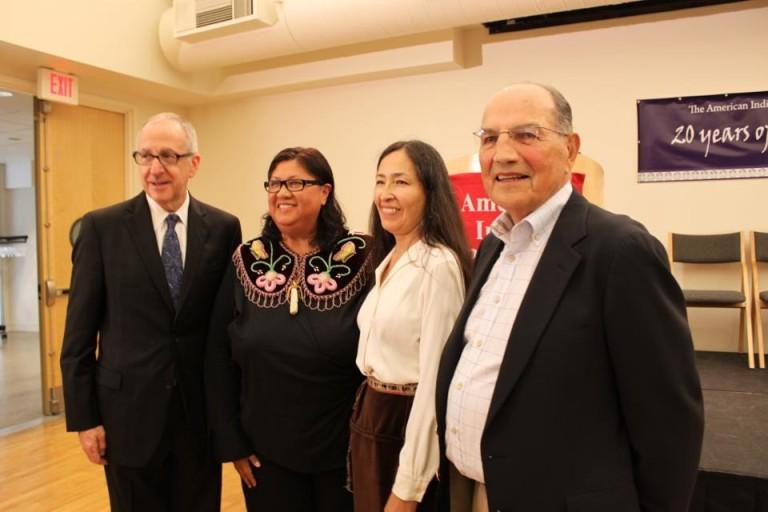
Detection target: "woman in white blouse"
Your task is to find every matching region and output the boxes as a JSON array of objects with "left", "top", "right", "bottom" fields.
[{"left": 350, "top": 140, "right": 472, "bottom": 512}]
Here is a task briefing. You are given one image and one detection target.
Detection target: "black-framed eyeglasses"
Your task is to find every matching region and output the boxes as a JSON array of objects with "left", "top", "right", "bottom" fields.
[
  {"left": 264, "top": 179, "right": 323, "bottom": 193},
  {"left": 473, "top": 125, "right": 569, "bottom": 147},
  {"left": 132, "top": 150, "right": 195, "bottom": 166}
]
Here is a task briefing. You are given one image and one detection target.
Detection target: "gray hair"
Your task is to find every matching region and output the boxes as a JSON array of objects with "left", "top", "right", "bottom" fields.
[
  {"left": 140, "top": 112, "right": 199, "bottom": 152},
  {"left": 536, "top": 83, "right": 573, "bottom": 134}
]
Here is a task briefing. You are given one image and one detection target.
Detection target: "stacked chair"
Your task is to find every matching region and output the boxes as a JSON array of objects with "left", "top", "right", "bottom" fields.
[
  {"left": 668, "top": 232, "right": 755, "bottom": 368},
  {"left": 750, "top": 231, "right": 768, "bottom": 369}
]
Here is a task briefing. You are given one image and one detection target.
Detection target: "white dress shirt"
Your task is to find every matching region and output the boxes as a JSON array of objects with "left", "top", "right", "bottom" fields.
[
  {"left": 146, "top": 192, "right": 190, "bottom": 265},
  {"left": 445, "top": 183, "right": 572, "bottom": 483},
  {"left": 357, "top": 240, "right": 465, "bottom": 501}
]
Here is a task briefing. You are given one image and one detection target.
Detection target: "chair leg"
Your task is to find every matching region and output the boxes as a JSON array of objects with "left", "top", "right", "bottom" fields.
[
  {"left": 738, "top": 309, "right": 746, "bottom": 353},
  {"left": 743, "top": 306, "right": 755, "bottom": 369},
  {"left": 756, "top": 304, "right": 766, "bottom": 369}
]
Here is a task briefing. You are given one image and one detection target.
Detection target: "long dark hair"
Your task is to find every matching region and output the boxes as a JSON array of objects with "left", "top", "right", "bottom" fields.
[
  {"left": 369, "top": 140, "right": 472, "bottom": 287},
  {"left": 261, "top": 147, "right": 348, "bottom": 253}
]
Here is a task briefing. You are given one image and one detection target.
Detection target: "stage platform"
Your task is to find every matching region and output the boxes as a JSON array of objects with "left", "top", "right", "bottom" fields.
[{"left": 691, "top": 351, "right": 768, "bottom": 512}]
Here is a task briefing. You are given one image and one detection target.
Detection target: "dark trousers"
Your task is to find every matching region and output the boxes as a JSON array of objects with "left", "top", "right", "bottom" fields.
[
  {"left": 241, "top": 457, "right": 352, "bottom": 512},
  {"left": 349, "top": 382, "right": 438, "bottom": 512},
  {"left": 103, "top": 393, "right": 221, "bottom": 512}
]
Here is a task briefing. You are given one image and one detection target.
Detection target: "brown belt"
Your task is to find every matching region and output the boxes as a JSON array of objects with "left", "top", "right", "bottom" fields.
[{"left": 366, "top": 375, "right": 418, "bottom": 396}]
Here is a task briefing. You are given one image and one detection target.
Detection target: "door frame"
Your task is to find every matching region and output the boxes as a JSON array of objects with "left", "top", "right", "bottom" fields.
[{"left": 34, "top": 95, "right": 134, "bottom": 415}]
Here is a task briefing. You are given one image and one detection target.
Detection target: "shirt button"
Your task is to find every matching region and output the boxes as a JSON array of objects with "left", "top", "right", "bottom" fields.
[
  {"left": 506, "top": 253, "right": 516, "bottom": 262},
  {"left": 451, "top": 427, "right": 458, "bottom": 434},
  {"left": 456, "top": 382, "right": 464, "bottom": 390},
  {"left": 493, "top": 296, "right": 501, "bottom": 304},
  {"left": 533, "top": 233, "right": 540, "bottom": 242},
  {"left": 475, "top": 340, "right": 483, "bottom": 348}
]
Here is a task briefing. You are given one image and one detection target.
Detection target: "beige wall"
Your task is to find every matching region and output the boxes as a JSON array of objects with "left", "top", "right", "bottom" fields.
[
  {"left": 0, "top": 0, "right": 210, "bottom": 93},
  {"left": 188, "top": 4, "right": 768, "bottom": 351}
]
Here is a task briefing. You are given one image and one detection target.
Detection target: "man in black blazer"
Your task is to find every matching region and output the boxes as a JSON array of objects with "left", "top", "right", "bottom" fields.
[
  {"left": 61, "top": 113, "right": 241, "bottom": 511},
  {"left": 436, "top": 84, "right": 703, "bottom": 512}
]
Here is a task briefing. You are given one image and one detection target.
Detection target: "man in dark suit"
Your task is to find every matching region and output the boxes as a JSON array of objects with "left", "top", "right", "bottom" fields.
[
  {"left": 436, "top": 84, "right": 703, "bottom": 512},
  {"left": 61, "top": 113, "right": 241, "bottom": 511}
]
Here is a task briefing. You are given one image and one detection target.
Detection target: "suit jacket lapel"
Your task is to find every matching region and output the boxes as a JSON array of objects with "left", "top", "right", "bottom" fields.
[
  {"left": 124, "top": 193, "right": 175, "bottom": 312},
  {"left": 177, "top": 196, "right": 208, "bottom": 312},
  {"left": 485, "top": 193, "right": 589, "bottom": 425}
]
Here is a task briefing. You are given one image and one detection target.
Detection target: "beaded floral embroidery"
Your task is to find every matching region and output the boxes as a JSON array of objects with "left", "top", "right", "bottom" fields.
[{"left": 235, "top": 234, "right": 372, "bottom": 312}]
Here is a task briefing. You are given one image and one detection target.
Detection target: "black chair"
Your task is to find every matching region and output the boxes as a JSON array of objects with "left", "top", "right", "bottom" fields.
[
  {"left": 669, "top": 232, "right": 755, "bottom": 368},
  {"left": 750, "top": 231, "right": 768, "bottom": 369}
]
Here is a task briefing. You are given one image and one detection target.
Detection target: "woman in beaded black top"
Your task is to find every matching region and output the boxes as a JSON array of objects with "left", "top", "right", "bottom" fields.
[{"left": 206, "top": 147, "right": 373, "bottom": 512}]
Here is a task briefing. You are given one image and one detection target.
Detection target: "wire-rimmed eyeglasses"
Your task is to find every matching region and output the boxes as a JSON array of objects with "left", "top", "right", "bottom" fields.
[{"left": 473, "top": 125, "right": 569, "bottom": 147}]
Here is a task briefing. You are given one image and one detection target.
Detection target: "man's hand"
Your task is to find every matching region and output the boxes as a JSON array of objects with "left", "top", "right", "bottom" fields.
[
  {"left": 384, "top": 492, "right": 418, "bottom": 512},
  {"left": 233, "top": 455, "right": 262, "bottom": 488},
  {"left": 78, "top": 425, "right": 107, "bottom": 465}
]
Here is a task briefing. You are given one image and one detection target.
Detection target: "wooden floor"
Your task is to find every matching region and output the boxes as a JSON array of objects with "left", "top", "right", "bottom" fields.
[
  {"left": 0, "top": 417, "right": 246, "bottom": 511},
  {"left": 0, "top": 331, "right": 43, "bottom": 430}
]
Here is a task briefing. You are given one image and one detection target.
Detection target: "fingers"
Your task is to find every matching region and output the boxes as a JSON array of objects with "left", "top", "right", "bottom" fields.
[
  {"left": 234, "top": 456, "right": 259, "bottom": 488},
  {"left": 78, "top": 426, "right": 108, "bottom": 465}
]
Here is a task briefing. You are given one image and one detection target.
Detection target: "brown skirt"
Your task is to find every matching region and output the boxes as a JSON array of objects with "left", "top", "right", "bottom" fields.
[{"left": 349, "top": 380, "right": 438, "bottom": 512}]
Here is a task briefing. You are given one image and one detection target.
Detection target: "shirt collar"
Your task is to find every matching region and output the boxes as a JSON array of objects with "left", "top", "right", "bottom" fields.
[
  {"left": 490, "top": 181, "right": 573, "bottom": 247},
  {"left": 146, "top": 192, "right": 190, "bottom": 231},
  {"left": 376, "top": 239, "right": 429, "bottom": 282}
]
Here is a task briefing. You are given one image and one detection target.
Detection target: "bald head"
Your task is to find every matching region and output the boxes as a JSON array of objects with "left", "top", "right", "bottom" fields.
[
  {"left": 141, "top": 112, "right": 199, "bottom": 153},
  {"left": 483, "top": 83, "right": 573, "bottom": 135}
]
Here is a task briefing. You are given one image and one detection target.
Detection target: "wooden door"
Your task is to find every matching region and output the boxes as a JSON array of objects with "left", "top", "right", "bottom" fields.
[{"left": 35, "top": 101, "right": 125, "bottom": 415}]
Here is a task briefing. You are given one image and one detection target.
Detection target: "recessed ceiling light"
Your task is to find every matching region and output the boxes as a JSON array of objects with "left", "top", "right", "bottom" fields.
[{"left": 0, "top": 91, "right": 13, "bottom": 97}]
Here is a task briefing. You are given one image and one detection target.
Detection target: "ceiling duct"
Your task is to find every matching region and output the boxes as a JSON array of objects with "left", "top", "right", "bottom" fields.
[{"left": 159, "top": 0, "right": 647, "bottom": 72}]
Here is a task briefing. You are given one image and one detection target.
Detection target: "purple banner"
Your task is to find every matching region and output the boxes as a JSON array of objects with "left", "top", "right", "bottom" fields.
[{"left": 637, "top": 91, "right": 768, "bottom": 182}]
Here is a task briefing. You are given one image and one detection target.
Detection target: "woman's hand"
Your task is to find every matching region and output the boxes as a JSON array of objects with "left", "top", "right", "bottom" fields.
[
  {"left": 384, "top": 492, "right": 418, "bottom": 512},
  {"left": 232, "top": 454, "right": 262, "bottom": 488}
]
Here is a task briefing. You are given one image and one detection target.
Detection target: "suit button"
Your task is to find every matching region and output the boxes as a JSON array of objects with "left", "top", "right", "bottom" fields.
[{"left": 487, "top": 455, "right": 493, "bottom": 460}]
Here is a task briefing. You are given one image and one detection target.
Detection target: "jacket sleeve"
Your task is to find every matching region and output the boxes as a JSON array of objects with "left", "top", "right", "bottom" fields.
[
  {"left": 60, "top": 213, "right": 106, "bottom": 431},
  {"left": 393, "top": 253, "right": 465, "bottom": 501},
  {"left": 204, "top": 259, "right": 253, "bottom": 462},
  {"left": 604, "top": 228, "right": 704, "bottom": 512}
]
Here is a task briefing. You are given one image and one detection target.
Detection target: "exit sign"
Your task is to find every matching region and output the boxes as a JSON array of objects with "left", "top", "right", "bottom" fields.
[{"left": 37, "top": 68, "right": 79, "bottom": 105}]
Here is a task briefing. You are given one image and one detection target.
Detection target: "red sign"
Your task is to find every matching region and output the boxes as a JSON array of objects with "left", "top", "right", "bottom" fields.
[
  {"left": 37, "top": 68, "right": 79, "bottom": 105},
  {"left": 450, "top": 172, "right": 585, "bottom": 252}
]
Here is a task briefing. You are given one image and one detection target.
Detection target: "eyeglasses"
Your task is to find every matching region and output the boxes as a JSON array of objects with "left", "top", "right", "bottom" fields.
[
  {"left": 132, "top": 150, "right": 194, "bottom": 166},
  {"left": 264, "top": 179, "right": 323, "bottom": 193},
  {"left": 473, "top": 125, "right": 569, "bottom": 147}
]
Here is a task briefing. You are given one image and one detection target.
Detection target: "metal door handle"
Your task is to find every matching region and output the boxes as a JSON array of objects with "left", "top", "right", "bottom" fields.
[{"left": 45, "top": 279, "right": 69, "bottom": 306}]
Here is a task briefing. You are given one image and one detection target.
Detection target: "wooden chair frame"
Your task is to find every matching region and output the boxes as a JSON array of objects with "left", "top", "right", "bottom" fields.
[
  {"left": 669, "top": 232, "right": 755, "bottom": 368},
  {"left": 750, "top": 231, "right": 767, "bottom": 369}
]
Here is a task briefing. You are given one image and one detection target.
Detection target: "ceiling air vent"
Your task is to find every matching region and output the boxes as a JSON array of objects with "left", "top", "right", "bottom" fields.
[
  {"left": 197, "top": 5, "right": 232, "bottom": 28},
  {"left": 195, "top": 0, "right": 253, "bottom": 29}
]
